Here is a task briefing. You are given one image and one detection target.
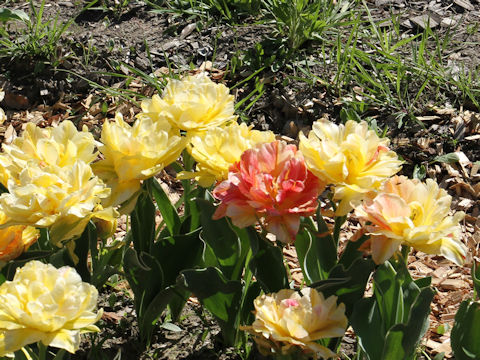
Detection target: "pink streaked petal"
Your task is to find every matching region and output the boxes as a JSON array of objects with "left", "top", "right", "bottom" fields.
[
  {"left": 370, "top": 235, "right": 402, "bottom": 264},
  {"left": 225, "top": 203, "right": 257, "bottom": 228},
  {"left": 266, "top": 214, "right": 300, "bottom": 244}
]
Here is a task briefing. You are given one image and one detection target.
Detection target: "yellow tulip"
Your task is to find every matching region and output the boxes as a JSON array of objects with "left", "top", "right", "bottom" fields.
[
  {"left": 0, "top": 260, "right": 102, "bottom": 355},
  {"left": 0, "top": 121, "right": 97, "bottom": 186},
  {"left": 139, "top": 73, "right": 236, "bottom": 133},
  {"left": 243, "top": 288, "right": 347, "bottom": 359},
  {"left": 92, "top": 113, "right": 187, "bottom": 209},
  {"left": 178, "top": 122, "right": 275, "bottom": 187},
  {"left": 0, "top": 210, "right": 39, "bottom": 265},
  {"left": 299, "top": 119, "right": 402, "bottom": 215},
  {"left": 0, "top": 161, "right": 113, "bottom": 249},
  {"left": 355, "top": 175, "right": 466, "bottom": 265}
]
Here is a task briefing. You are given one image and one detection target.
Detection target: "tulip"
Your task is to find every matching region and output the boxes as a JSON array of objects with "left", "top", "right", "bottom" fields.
[
  {"left": 0, "top": 161, "right": 114, "bottom": 249},
  {"left": 243, "top": 288, "right": 347, "bottom": 359},
  {"left": 0, "top": 121, "right": 97, "bottom": 187},
  {"left": 92, "top": 113, "right": 187, "bottom": 209},
  {"left": 299, "top": 119, "right": 402, "bottom": 215},
  {"left": 139, "top": 73, "right": 236, "bottom": 133},
  {"left": 213, "top": 141, "right": 323, "bottom": 244},
  {"left": 0, "top": 260, "right": 102, "bottom": 355},
  {"left": 178, "top": 122, "right": 275, "bottom": 187},
  {"left": 0, "top": 213, "right": 39, "bottom": 264},
  {"left": 355, "top": 175, "right": 466, "bottom": 265}
]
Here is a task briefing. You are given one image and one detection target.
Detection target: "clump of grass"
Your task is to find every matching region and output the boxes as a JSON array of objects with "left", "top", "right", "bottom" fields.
[{"left": 0, "top": 0, "right": 74, "bottom": 72}]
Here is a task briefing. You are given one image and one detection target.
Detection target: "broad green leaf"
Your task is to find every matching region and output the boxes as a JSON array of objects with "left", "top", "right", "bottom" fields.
[
  {"left": 351, "top": 297, "right": 385, "bottom": 360},
  {"left": 131, "top": 191, "right": 155, "bottom": 253},
  {"left": 178, "top": 267, "right": 243, "bottom": 346},
  {"left": 247, "top": 227, "right": 288, "bottom": 293},
  {"left": 382, "top": 287, "right": 435, "bottom": 360},
  {"left": 374, "top": 262, "right": 404, "bottom": 330},
  {"left": 313, "top": 257, "right": 375, "bottom": 317},
  {"left": 296, "top": 218, "right": 337, "bottom": 284},
  {"left": 152, "top": 228, "right": 203, "bottom": 287},
  {"left": 338, "top": 233, "right": 370, "bottom": 268},
  {"left": 139, "top": 286, "right": 176, "bottom": 345},
  {"left": 148, "top": 177, "right": 181, "bottom": 236},
  {"left": 196, "top": 199, "right": 247, "bottom": 280},
  {"left": 123, "top": 248, "right": 164, "bottom": 317},
  {"left": 451, "top": 300, "right": 480, "bottom": 359},
  {"left": 72, "top": 222, "right": 97, "bottom": 282}
]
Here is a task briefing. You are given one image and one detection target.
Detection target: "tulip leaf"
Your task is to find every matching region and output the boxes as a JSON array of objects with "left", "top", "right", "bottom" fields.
[
  {"left": 178, "top": 267, "right": 243, "bottom": 346},
  {"left": 151, "top": 228, "right": 203, "bottom": 287},
  {"left": 382, "top": 287, "right": 435, "bottom": 360},
  {"left": 72, "top": 221, "right": 97, "bottom": 283},
  {"left": 138, "top": 286, "right": 176, "bottom": 346},
  {"left": 148, "top": 177, "right": 181, "bottom": 236},
  {"left": 296, "top": 219, "right": 337, "bottom": 284},
  {"left": 123, "top": 248, "right": 165, "bottom": 329},
  {"left": 247, "top": 227, "right": 288, "bottom": 293},
  {"left": 472, "top": 262, "right": 480, "bottom": 301},
  {"left": 374, "top": 262, "right": 405, "bottom": 331},
  {"left": 131, "top": 190, "right": 156, "bottom": 253},
  {"left": 338, "top": 233, "right": 370, "bottom": 268},
  {"left": 451, "top": 300, "right": 480, "bottom": 359},
  {"left": 312, "top": 257, "right": 375, "bottom": 317},
  {"left": 351, "top": 297, "right": 385, "bottom": 360},
  {"left": 196, "top": 199, "right": 248, "bottom": 280}
]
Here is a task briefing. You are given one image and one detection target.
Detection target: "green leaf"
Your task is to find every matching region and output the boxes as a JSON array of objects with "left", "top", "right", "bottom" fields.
[
  {"left": 247, "top": 227, "right": 288, "bottom": 293},
  {"left": 72, "top": 222, "right": 97, "bottom": 282},
  {"left": 338, "top": 233, "right": 370, "bottom": 268},
  {"left": 313, "top": 257, "right": 375, "bottom": 317},
  {"left": 0, "top": 8, "right": 29, "bottom": 22},
  {"left": 152, "top": 228, "right": 203, "bottom": 287},
  {"left": 382, "top": 287, "right": 435, "bottom": 360},
  {"left": 123, "top": 248, "right": 164, "bottom": 318},
  {"left": 296, "top": 219, "right": 337, "bottom": 284},
  {"left": 374, "top": 262, "right": 404, "bottom": 331},
  {"left": 131, "top": 191, "right": 156, "bottom": 253},
  {"left": 178, "top": 267, "right": 243, "bottom": 346},
  {"left": 196, "top": 199, "right": 247, "bottom": 280},
  {"left": 472, "top": 262, "right": 480, "bottom": 301},
  {"left": 351, "top": 297, "right": 385, "bottom": 360},
  {"left": 138, "top": 286, "right": 176, "bottom": 345},
  {"left": 451, "top": 300, "right": 480, "bottom": 359},
  {"left": 433, "top": 152, "right": 459, "bottom": 164},
  {"left": 148, "top": 177, "right": 181, "bottom": 236}
]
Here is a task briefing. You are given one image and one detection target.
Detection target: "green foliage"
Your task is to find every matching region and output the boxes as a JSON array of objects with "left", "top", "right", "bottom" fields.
[
  {"left": 0, "top": 0, "right": 73, "bottom": 69},
  {"left": 351, "top": 260, "right": 435, "bottom": 360},
  {"left": 262, "top": 0, "right": 354, "bottom": 50},
  {"left": 122, "top": 179, "right": 205, "bottom": 346},
  {"left": 451, "top": 300, "right": 480, "bottom": 359}
]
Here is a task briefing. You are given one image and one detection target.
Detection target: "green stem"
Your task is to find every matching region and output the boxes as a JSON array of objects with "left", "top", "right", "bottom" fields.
[
  {"left": 38, "top": 342, "right": 47, "bottom": 360},
  {"left": 333, "top": 215, "right": 347, "bottom": 247},
  {"left": 401, "top": 245, "right": 410, "bottom": 265}
]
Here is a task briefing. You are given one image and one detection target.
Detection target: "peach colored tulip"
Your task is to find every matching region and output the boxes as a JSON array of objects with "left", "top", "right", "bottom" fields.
[
  {"left": 242, "top": 288, "right": 347, "bottom": 358},
  {"left": 355, "top": 176, "right": 466, "bottom": 264}
]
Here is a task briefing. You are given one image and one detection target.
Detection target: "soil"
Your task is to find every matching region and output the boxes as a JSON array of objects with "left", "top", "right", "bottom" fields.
[{"left": 1, "top": 0, "right": 480, "bottom": 359}]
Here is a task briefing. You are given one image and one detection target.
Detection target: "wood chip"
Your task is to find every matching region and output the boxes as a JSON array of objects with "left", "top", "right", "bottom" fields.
[
  {"left": 410, "top": 15, "right": 439, "bottom": 29},
  {"left": 454, "top": 0, "right": 475, "bottom": 11}
]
